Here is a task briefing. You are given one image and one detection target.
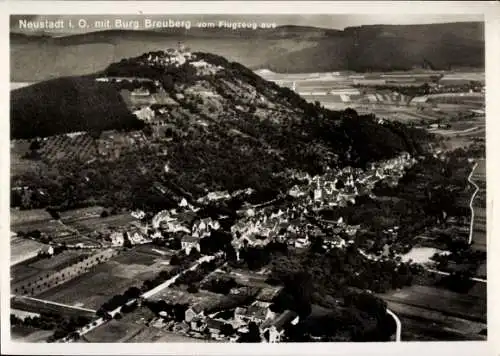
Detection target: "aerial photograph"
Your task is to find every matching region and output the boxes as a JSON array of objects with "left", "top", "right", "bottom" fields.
[{"left": 8, "top": 13, "right": 486, "bottom": 343}]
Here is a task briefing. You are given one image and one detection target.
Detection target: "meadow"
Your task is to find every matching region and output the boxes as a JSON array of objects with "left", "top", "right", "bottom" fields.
[{"left": 35, "top": 245, "right": 176, "bottom": 309}]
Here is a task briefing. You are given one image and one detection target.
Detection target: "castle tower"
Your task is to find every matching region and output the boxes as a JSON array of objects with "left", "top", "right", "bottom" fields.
[{"left": 178, "top": 41, "right": 185, "bottom": 53}]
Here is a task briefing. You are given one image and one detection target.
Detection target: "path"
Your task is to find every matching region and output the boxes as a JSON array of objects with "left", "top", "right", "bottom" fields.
[{"left": 12, "top": 295, "right": 96, "bottom": 313}]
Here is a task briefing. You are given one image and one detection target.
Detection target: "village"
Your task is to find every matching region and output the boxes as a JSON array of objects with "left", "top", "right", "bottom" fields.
[{"left": 10, "top": 151, "right": 419, "bottom": 343}]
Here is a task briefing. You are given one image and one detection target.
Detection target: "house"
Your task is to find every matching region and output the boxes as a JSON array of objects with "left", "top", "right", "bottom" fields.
[
  {"left": 151, "top": 230, "right": 163, "bottom": 239},
  {"left": 181, "top": 235, "right": 201, "bottom": 255},
  {"left": 192, "top": 217, "right": 220, "bottom": 238},
  {"left": 234, "top": 301, "right": 273, "bottom": 325},
  {"left": 179, "top": 198, "right": 188, "bottom": 207},
  {"left": 38, "top": 245, "right": 54, "bottom": 257},
  {"left": 261, "top": 310, "right": 299, "bottom": 343},
  {"left": 255, "top": 286, "right": 284, "bottom": 303},
  {"left": 131, "top": 88, "right": 151, "bottom": 96},
  {"left": 197, "top": 191, "right": 231, "bottom": 203},
  {"left": 189, "top": 316, "right": 207, "bottom": 332},
  {"left": 288, "top": 185, "right": 305, "bottom": 198},
  {"left": 206, "top": 318, "right": 227, "bottom": 338},
  {"left": 131, "top": 210, "right": 146, "bottom": 220},
  {"left": 126, "top": 230, "right": 148, "bottom": 245},
  {"left": 133, "top": 106, "right": 155, "bottom": 121},
  {"left": 109, "top": 232, "right": 125, "bottom": 246},
  {"left": 313, "top": 188, "right": 323, "bottom": 202},
  {"left": 294, "top": 237, "right": 310, "bottom": 248},
  {"left": 185, "top": 304, "right": 205, "bottom": 323},
  {"left": 345, "top": 225, "right": 360, "bottom": 237}
]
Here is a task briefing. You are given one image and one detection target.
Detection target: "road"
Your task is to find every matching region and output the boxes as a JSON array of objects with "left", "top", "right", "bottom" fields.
[
  {"left": 386, "top": 308, "right": 402, "bottom": 342},
  {"left": 467, "top": 162, "right": 480, "bottom": 245},
  {"left": 59, "top": 254, "right": 218, "bottom": 342},
  {"left": 142, "top": 255, "right": 216, "bottom": 299}
]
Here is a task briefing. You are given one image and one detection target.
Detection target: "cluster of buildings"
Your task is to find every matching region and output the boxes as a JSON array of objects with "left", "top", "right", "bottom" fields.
[
  {"left": 196, "top": 188, "right": 255, "bottom": 205},
  {"left": 136, "top": 47, "right": 223, "bottom": 77},
  {"left": 108, "top": 228, "right": 151, "bottom": 247},
  {"left": 141, "top": 47, "right": 193, "bottom": 68},
  {"left": 226, "top": 153, "right": 416, "bottom": 255},
  {"left": 148, "top": 207, "right": 222, "bottom": 254},
  {"left": 300, "top": 152, "right": 416, "bottom": 209},
  {"left": 150, "top": 280, "right": 298, "bottom": 343}
]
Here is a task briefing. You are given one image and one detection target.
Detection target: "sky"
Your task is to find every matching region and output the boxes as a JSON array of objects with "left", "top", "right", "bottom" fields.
[{"left": 11, "top": 14, "right": 483, "bottom": 35}]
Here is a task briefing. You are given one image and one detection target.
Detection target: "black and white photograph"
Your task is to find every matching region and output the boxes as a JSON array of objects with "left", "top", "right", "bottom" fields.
[{"left": 2, "top": 2, "right": 497, "bottom": 354}]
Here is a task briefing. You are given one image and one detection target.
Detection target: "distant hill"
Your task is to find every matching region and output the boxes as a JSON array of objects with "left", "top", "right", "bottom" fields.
[
  {"left": 10, "top": 22, "right": 484, "bottom": 82},
  {"left": 11, "top": 76, "right": 144, "bottom": 139}
]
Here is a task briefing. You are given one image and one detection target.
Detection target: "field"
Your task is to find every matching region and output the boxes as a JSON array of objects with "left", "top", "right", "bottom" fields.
[
  {"left": 81, "top": 306, "right": 154, "bottom": 342},
  {"left": 29, "top": 251, "right": 86, "bottom": 271},
  {"left": 37, "top": 133, "right": 97, "bottom": 163},
  {"left": 383, "top": 280, "right": 487, "bottom": 341},
  {"left": 11, "top": 250, "right": 92, "bottom": 284},
  {"left": 10, "top": 140, "right": 49, "bottom": 176},
  {"left": 382, "top": 284, "right": 486, "bottom": 323},
  {"left": 150, "top": 286, "right": 223, "bottom": 305},
  {"left": 396, "top": 313, "right": 485, "bottom": 341},
  {"left": 83, "top": 319, "right": 144, "bottom": 342},
  {"left": 11, "top": 218, "right": 75, "bottom": 238},
  {"left": 10, "top": 236, "right": 46, "bottom": 266},
  {"left": 10, "top": 208, "right": 138, "bottom": 250},
  {"left": 10, "top": 208, "right": 52, "bottom": 226},
  {"left": 66, "top": 213, "right": 137, "bottom": 235},
  {"left": 262, "top": 70, "right": 485, "bottom": 126},
  {"left": 11, "top": 296, "right": 96, "bottom": 319},
  {"left": 58, "top": 206, "right": 105, "bottom": 222},
  {"left": 35, "top": 245, "right": 176, "bottom": 309},
  {"left": 140, "top": 331, "right": 214, "bottom": 343},
  {"left": 10, "top": 326, "right": 54, "bottom": 343}
]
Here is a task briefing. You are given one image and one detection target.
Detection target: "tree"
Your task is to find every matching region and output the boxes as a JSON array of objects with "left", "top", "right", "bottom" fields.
[
  {"left": 69, "top": 331, "right": 80, "bottom": 341},
  {"left": 173, "top": 304, "right": 188, "bottom": 322},
  {"left": 187, "top": 284, "right": 199, "bottom": 293},
  {"left": 221, "top": 323, "right": 235, "bottom": 336},
  {"left": 143, "top": 124, "right": 154, "bottom": 137},
  {"left": 121, "top": 301, "right": 138, "bottom": 313},
  {"left": 123, "top": 287, "right": 141, "bottom": 299},
  {"left": 170, "top": 237, "right": 182, "bottom": 250},
  {"left": 342, "top": 108, "right": 359, "bottom": 121},
  {"left": 239, "top": 322, "right": 261, "bottom": 343},
  {"left": 170, "top": 254, "right": 181, "bottom": 266},
  {"left": 310, "top": 236, "right": 325, "bottom": 254},
  {"left": 189, "top": 248, "right": 201, "bottom": 259},
  {"left": 335, "top": 179, "right": 345, "bottom": 190}
]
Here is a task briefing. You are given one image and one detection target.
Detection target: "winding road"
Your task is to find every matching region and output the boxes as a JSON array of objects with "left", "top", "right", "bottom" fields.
[{"left": 467, "top": 162, "right": 480, "bottom": 246}]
